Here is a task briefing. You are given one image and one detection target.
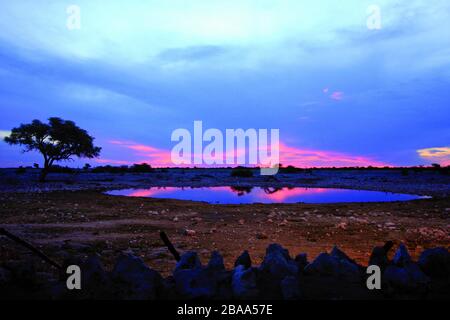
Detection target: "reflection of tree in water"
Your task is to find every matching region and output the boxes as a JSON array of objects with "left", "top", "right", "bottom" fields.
[
  {"left": 229, "top": 186, "right": 253, "bottom": 196},
  {"left": 229, "top": 186, "right": 286, "bottom": 196},
  {"left": 262, "top": 187, "right": 283, "bottom": 194}
]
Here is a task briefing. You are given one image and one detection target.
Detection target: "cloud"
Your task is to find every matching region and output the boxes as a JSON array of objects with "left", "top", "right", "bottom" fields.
[
  {"left": 109, "top": 140, "right": 159, "bottom": 153},
  {"left": 98, "top": 139, "right": 389, "bottom": 168},
  {"left": 158, "top": 45, "right": 228, "bottom": 62},
  {"left": 330, "top": 91, "right": 344, "bottom": 101},
  {"left": 97, "top": 140, "right": 172, "bottom": 167},
  {"left": 0, "top": 130, "right": 11, "bottom": 139},
  {"left": 279, "top": 143, "right": 389, "bottom": 168},
  {"left": 417, "top": 147, "right": 450, "bottom": 165},
  {"left": 322, "top": 88, "right": 344, "bottom": 101},
  {"left": 96, "top": 158, "right": 130, "bottom": 165}
]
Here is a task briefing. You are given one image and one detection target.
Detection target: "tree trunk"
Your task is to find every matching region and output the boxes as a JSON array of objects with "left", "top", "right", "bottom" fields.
[{"left": 39, "top": 160, "right": 49, "bottom": 182}]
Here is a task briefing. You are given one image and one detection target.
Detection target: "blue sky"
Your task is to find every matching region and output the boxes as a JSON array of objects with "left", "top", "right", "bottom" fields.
[{"left": 0, "top": 0, "right": 449, "bottom": 167}]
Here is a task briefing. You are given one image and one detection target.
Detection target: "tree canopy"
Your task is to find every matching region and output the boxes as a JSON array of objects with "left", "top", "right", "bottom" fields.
[{"left": 4, "top": 117, "right": 101, "bottom": 181}]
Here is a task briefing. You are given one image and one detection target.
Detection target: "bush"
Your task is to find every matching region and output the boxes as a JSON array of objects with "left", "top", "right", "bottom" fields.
[
  {"left": 15, "top": 166, "right": 26, "bottom": 174},
  {"left": 92, "top": 165, "right": 129, "bottom": 173},
  {"left": 47, "top": 165, "right": 76, "bottom": 174},
  {"left": 91, "top": 163, "right": 153, "bottom": 174},
  {"left": 231, "top": 166, "right": 254, "bottom": 178},
  {"left": 130, "top": 163, "right": 153, "bottom": 173},
  {"left": 280, "top": 165, "right": 302, "bottom": 173}
]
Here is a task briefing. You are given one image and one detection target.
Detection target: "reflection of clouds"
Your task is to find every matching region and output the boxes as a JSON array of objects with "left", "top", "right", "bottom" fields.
[
  {"left": 123, "top": 186, "right": 333, "bottom": 203},
  {"left": 127, "top": 186, "right": 231, "bottom": 197},
  {"left": 253, "top": 187, "right": 330, "bottom": 202},
  {"left": 109, "top": 187, "right": 421, "bottom": 204}
]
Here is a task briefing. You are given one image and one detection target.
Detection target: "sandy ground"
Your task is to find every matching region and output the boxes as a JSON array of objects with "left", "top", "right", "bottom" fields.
[{"left": 1, "top": 188, "right": 449, "bottom": 276}]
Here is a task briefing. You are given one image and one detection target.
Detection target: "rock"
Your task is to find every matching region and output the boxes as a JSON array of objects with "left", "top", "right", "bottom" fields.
[
  {"left": 76, "top": 254, "right": 112, "bottom": 299},
  {"left": 393, "top": 243, "right": 412, "bottom": 267},
  {"left": 280, "top": 276, "right": 301, "bottom": 300},
  {"left": 305, "top": 248, "right": 361, "bottom": 281},
  {"left": 174, "top": 268, "right": 214, "bottom": 299},
  {"left": 174, "top": 251, "right": 221, "bottom": 299},
  {"left": 418, "top": 247, "right": 450, "bottom": 278},
  {"left": 174, "top": 251, "right": 230, "bottom": 299},
  {"left": 336, "top": 222, "right": 347, "bottom": 230},
  {"left": 384, "top": 263, "right": 429, "bottom": 291},
  {"left": 256, "top": 232, "right": 268, "bottom": 239},
  {"left": 112, "top": 253, "right": 162, "bottom": 300},
  {"left": 330, "top": 246, "right": 358, "bottom": 266},
  {"left": 304, "top": 253, "right": 339, "bottom": 276},
  {"left": 82, "top": 254, "right": 109, "bottom": 284},
  {"left": 369, "top": 241, "right": 394, "bottom": 270},
  {"left": 232, "top": 265, "right": 258, "bottom": 299},
  {"left": 174, "top": 269, "right": 206, "bottom": 298},
  {"left": 238, "top": 219, "right": 245, "bottom": 225},
  {"left": 294, "top": 253, "right": 308, "bottom": 271},
  {"left": 258, "top": 244, "right": 298, "bottom": 298},
  {"left": 0, "top": 267, "right": 12, "bottom": 285},
  {"left": 4, "top": 260, "right": 38, "bottom": 285},
  {"left": 234, "top": 250, "right": 252, "bottom": 269},
  {"left": 207, "top": 251, "right": 225, "bottom": 271},
  {"left": 265, "top": 243, "right": 291, "bottom": 261},
  {"left": 383, "top": 266, "right": 409, "bottom": 289},
  {"left": 176, "top": 251, "right": 202, "bottom": 271},
  {"left": 184, "top": 229, "right": 196, "bottom": 237}
]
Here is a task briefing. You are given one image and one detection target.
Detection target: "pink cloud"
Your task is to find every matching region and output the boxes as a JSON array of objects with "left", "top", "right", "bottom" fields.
[
  {"left": 278, "top": 143, "right": 389, "bottom": 168},
  {"left": 97, "top": 140, "right": 172, "bottom": 167},
  {"left": 96, "top": 158, "right": 131, "bottom": 165},
  {"left": 97, "top": 139, "right": 389, "bottom": 168},
  {"left": 254, "top": 188, "right": 329, "bottom": 202},
  {"left": 330, "top": 91, "right": 344, "bottom": 101},
  {"left": 128, "top": 145, "right": 159, "bottom": 152}
]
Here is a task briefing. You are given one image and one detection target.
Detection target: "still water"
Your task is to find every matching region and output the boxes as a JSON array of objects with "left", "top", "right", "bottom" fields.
[{"left": 106, "top": 187, "right": 426, "bottom": 204}]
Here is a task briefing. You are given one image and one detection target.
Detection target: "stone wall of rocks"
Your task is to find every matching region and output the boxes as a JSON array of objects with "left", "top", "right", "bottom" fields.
[{"left": 0, "top": 243, "right": 449, "bottom": 300}]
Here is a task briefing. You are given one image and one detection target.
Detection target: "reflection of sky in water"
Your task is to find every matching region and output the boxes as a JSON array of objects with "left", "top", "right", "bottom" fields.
[{"left": 106, "top": 187, "right": 426, "bottom": 204}]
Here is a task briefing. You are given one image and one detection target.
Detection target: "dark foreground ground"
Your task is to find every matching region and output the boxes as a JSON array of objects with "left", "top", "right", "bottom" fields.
[{"left": 0, "top": 168, "right": 448, "bottom": 299}]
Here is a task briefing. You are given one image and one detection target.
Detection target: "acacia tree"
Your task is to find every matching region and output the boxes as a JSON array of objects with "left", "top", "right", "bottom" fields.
[{"left": 4, "top": 117, "right": 101, "bottom": 182}]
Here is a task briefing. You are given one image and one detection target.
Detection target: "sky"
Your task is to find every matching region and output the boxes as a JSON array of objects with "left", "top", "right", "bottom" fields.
[{"left": 0, "top": 0, "right": 449, "bottom": 168}]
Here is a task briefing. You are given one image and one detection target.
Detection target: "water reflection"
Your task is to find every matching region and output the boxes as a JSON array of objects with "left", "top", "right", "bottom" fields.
[{"left": 106, "top": 187, "right": 426, "bottom": 204}]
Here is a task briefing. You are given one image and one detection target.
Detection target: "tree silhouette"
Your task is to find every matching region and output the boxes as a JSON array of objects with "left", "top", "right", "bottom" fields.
[{"left": 4, "top": 117, "right": 101, "bottom": 182}]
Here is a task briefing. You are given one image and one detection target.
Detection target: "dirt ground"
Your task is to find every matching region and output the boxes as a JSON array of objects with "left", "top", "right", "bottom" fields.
[{"left": 0, "top": 191, "right": 449, "bottom": 276}]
